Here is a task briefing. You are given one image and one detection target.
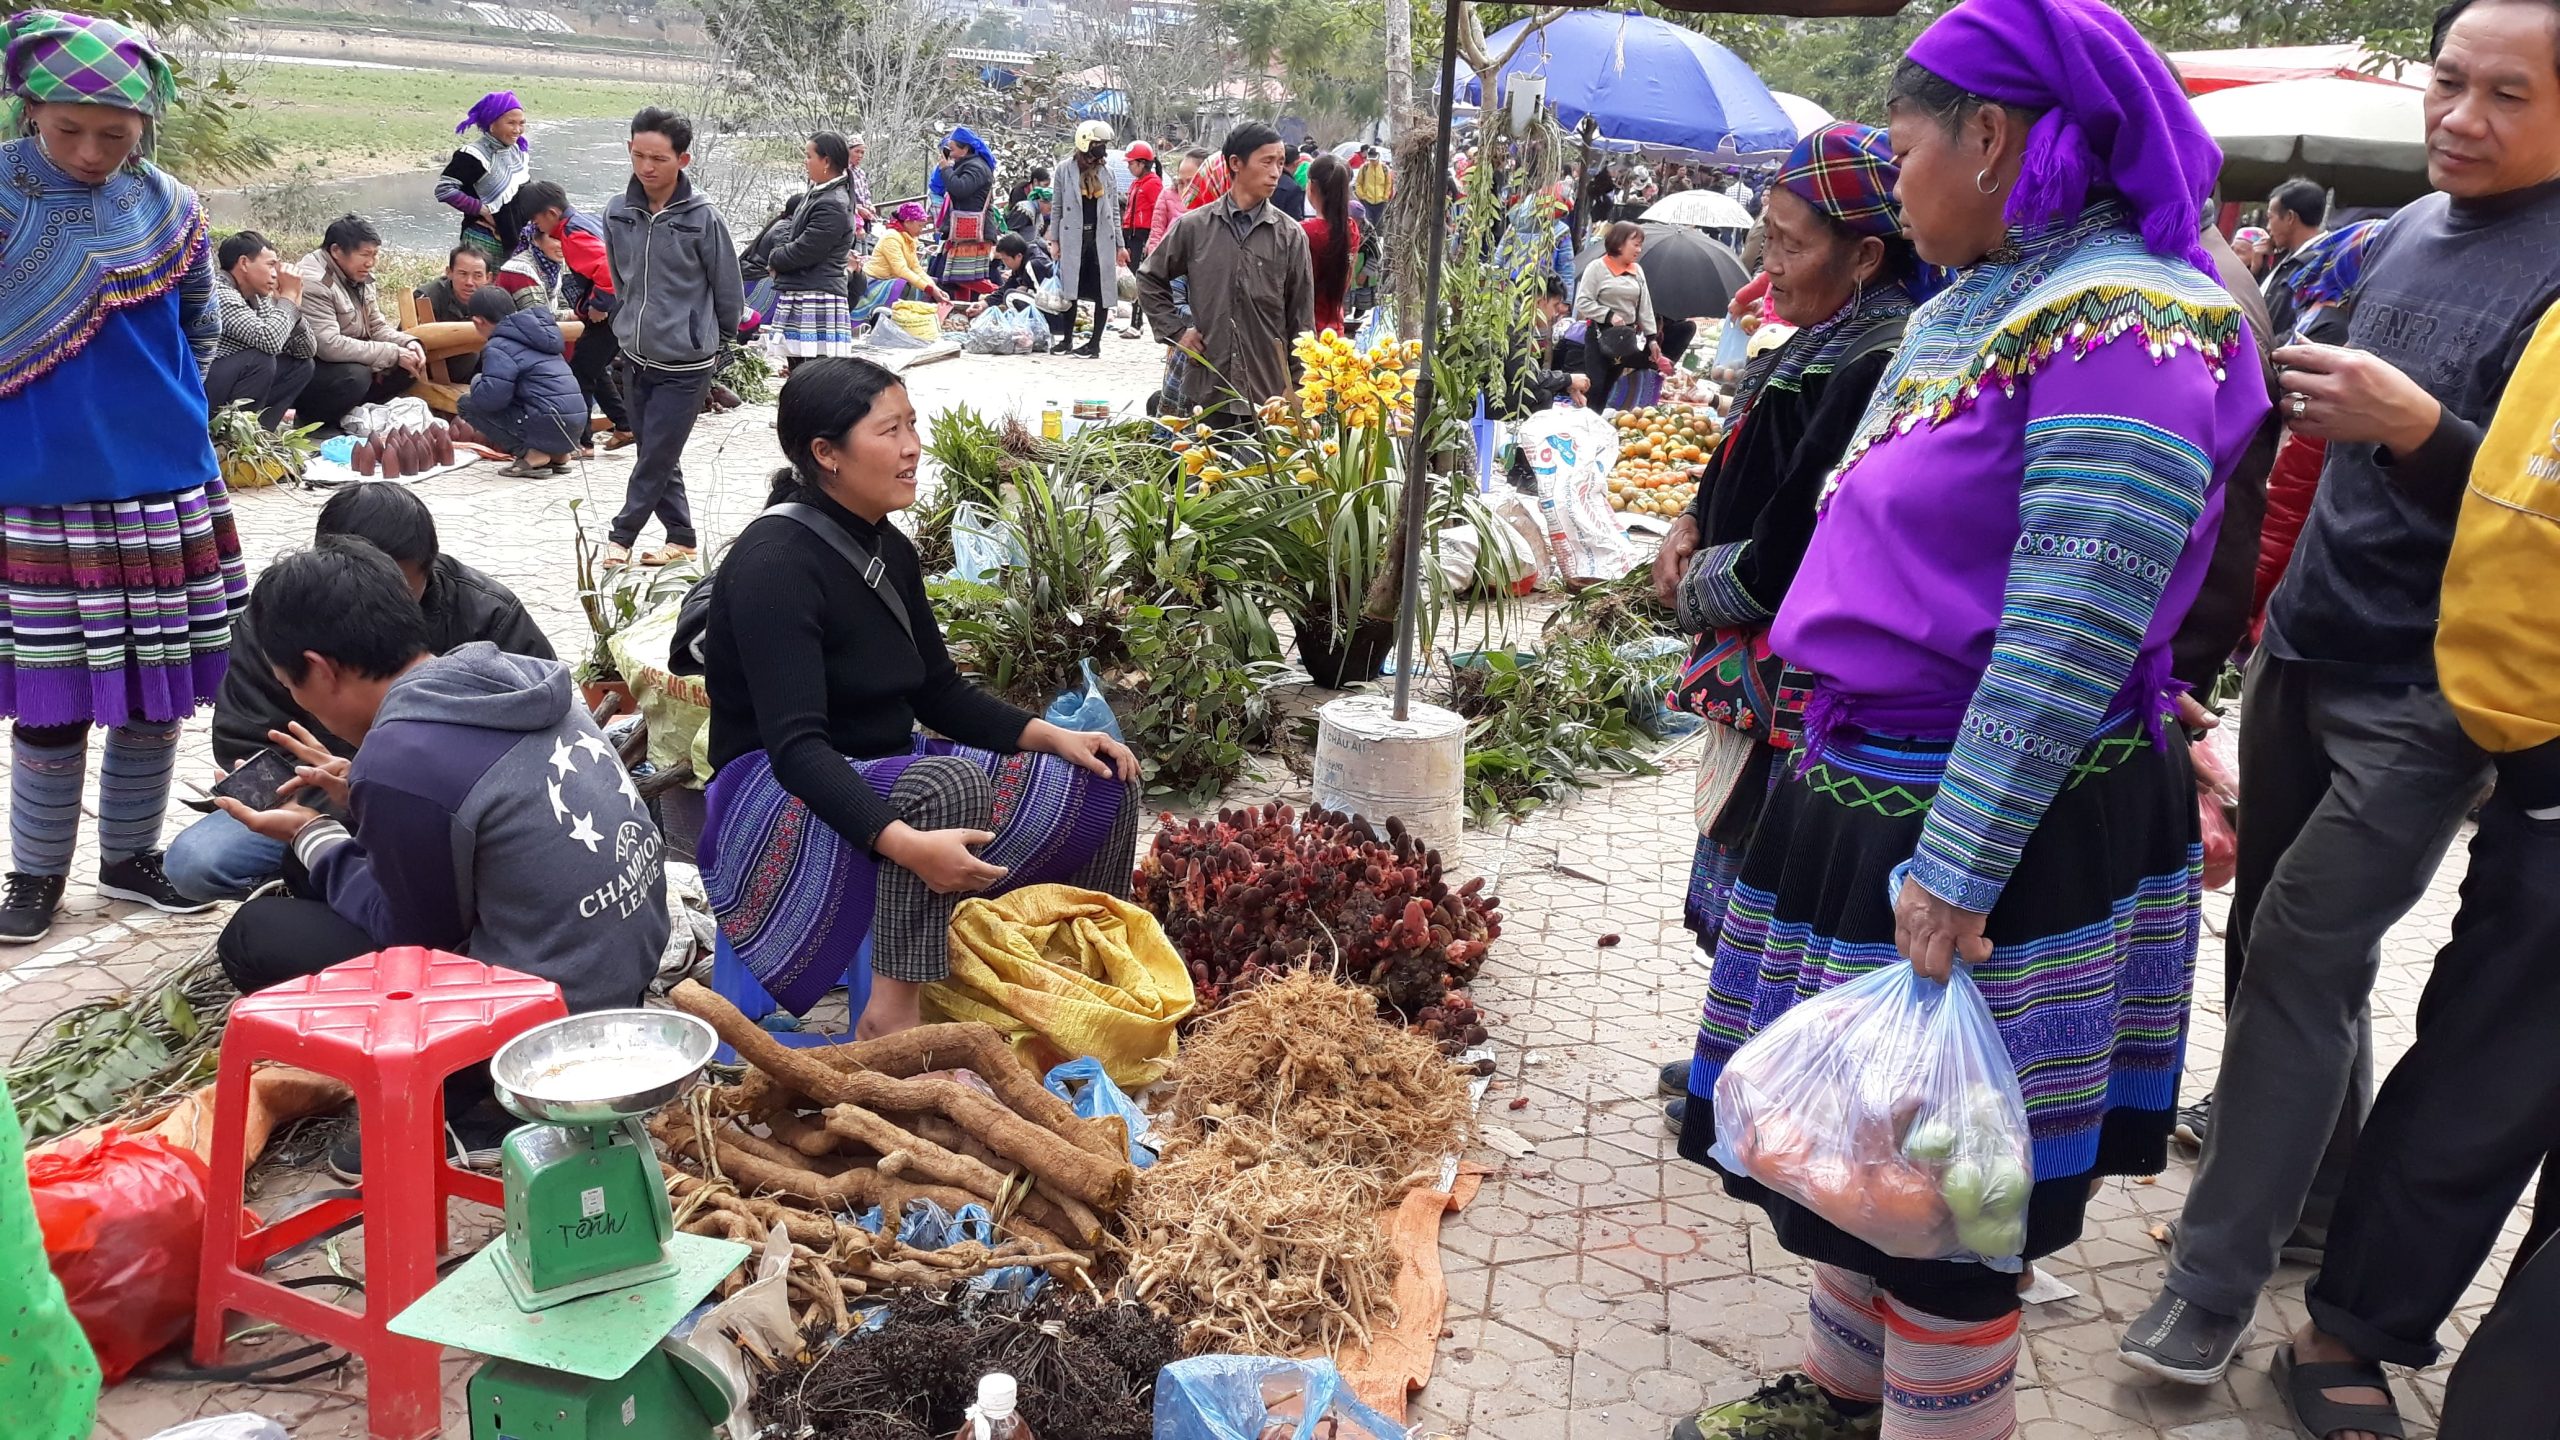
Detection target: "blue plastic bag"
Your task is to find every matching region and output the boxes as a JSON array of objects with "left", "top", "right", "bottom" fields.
[
  {"left": 1615, "top": 636, "right": 1703, "bottom": 740},
  {"left": 1153, "top": 1357, "right": 1405, "bottom": 1440},
  {"left": 1712, "top": 315, "right": 1751, "bottom": 371},
  {"left": 853, "top": 1197, "right": 1043, "bottom": 1300},
  {"left": 1709, "top": 960, "right": 2034, "bottom": 1267},
  {"left": 1042, "top": 1056, "right": 1158, "bottom": 1167},
  {"left": 1042, "top": 658, "right": 1124, "bottom": 743}
]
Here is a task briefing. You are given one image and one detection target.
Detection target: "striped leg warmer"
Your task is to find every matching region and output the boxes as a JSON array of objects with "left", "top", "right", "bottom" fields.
[
  {"left": 98, "top": 721, "right": 183, "bottom": 864},
  {"left": 1806, "top": 1263, "right": 1888, "bottom": 1407},
  {"left": 1880, "top": 1297, "right": 2020, "bottom": 1440},
  {"left": 10, "top": 728, "right": 88, "bottom": 877}
]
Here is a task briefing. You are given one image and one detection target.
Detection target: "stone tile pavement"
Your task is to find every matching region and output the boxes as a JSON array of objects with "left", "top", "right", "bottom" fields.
[{"left": 1, "top": 347, "right": 2498, "bottom": 1439}]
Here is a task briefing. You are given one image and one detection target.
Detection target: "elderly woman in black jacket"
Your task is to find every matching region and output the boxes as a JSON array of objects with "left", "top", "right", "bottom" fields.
[{"left": 746, "top": 132, "right": 858, "bottom": 368}]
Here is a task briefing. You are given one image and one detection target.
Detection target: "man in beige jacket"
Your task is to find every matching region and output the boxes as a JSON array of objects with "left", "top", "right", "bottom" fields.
[{"left": 294, "top": 213, "right": 425, "bottom": 431}]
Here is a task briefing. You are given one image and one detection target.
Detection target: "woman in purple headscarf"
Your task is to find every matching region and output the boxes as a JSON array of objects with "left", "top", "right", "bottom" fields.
[
  {"left": 1666, "top": 0, "right": 2270, "bottom": 1434},
  {"left": 437, "top": 90, "right": 534, "bottom": 266}
]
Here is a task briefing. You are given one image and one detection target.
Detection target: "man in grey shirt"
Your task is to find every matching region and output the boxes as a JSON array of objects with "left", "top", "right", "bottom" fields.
[
  {"left": 1138, "top": 121, "right": 1312, "bottom": 424},
  {"left": 2121, "top": 0, "right": 2560, "bottom": 1396}
]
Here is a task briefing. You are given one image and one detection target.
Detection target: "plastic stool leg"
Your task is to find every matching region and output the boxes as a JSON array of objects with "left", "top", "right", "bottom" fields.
[
  {"left": 355, "top": 1068, "right": 452, "bottom": 1440},
  {"left": 191, "top": 1041, "right": 264, "bottom": 1366}
]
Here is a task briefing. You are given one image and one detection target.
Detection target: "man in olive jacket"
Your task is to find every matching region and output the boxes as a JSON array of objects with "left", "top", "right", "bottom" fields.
[{"left": 163, "top": 486, "right": 553, "bottom": 902}]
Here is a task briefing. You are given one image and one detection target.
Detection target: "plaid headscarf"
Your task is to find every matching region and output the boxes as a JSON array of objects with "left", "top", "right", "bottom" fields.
[
  {"left": 1775, "top": 123, "right": 1904, "bottom": 240},
  {"left": 5, "top": 9, "right": 177, "bottom": 121}
]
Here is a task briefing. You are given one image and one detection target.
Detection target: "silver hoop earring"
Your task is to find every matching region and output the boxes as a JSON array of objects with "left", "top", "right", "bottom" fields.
[{"left": 1975, "top": 167, "right": 1997, "bottom": 195}]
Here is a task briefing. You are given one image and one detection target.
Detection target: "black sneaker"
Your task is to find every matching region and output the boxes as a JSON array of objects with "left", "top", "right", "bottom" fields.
[
  {"left": 327, "top": 1104, "right": 515, "bottom": 1183},
  {"left": 97, "top": 851, "right": 217, "bottom": 915},
  {"left": 2119, "top": 1288, "right": 2250, "bottom": 1385},
  {"left": 2173, "top": 1096, "right": 2211, "bottom": 1150},
  {"left": 0, "top": 872, "right": 65, "bottom": 945}
]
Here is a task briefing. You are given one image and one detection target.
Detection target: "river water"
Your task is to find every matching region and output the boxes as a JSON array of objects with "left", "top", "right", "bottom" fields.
[{"left": 205, "top": 114, "right": 788, "bottom": 254}]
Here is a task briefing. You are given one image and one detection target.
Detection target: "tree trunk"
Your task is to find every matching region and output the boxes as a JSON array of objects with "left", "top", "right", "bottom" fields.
[{"left": 1384, "top": 0, "right": 1413, "bottom": 126}]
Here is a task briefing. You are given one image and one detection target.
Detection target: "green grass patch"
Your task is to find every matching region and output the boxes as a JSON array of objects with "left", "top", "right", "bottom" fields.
[{"left": 230, "top": 62, "right": 672, "bottom": 179}]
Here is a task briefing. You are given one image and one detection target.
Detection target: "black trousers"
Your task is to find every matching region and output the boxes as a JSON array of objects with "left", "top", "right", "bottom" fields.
[
  {"left": 1061, "top": 241, "right": 1105, "bottom": 355},
  {"left": 217, "top": 893, "right": 499, "bottom": 1112},
  {"left": 1584, "top": 317, "right": 1696, "bottom": 413},
  {"left": 2305, "top": 788, "right": 2560, "bottom": 1366},
  {"left": 2439, "top": 1225, "right": 2560, "bottom": 1440},
  {"left": 571, "top": 315, "right": 628, "bottom": 430},
  {"left": 204, "top": 349, "right": 315, "bottom": 432},
  {"left": 297, "top": 360, "right": 408, "bottom": 430}
]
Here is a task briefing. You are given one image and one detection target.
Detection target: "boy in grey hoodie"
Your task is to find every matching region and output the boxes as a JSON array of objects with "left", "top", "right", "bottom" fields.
[
  {"left": 601, "top": 106, "right": 742, "bottom": 566},
  {"left": 212, "top": 538, "right": 668, "bottom": 1018}
]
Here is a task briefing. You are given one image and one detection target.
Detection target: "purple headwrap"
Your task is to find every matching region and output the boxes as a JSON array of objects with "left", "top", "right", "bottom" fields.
[
  {"left": 457, "top": 90, "right": 527, "bottom": 151},
  {"left": 893, "top": 201, "right": 926, "bottom": 225},
  {"left": 1904, "top": 0, "right": 2220, "bottom": 275}
]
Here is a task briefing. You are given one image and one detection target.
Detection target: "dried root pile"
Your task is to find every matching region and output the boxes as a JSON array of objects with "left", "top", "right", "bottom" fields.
[
  {"left": 753, "top": 1287, "right": 1184, "bottom": 1440},
  {"left": 656, "top": 981, "right": 1139, "bottom": 1329},
  {"left": 1115, "top": 972, "right": 1475, "bottom": 1355}
]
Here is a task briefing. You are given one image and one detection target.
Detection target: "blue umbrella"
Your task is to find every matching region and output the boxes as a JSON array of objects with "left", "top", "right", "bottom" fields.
[{"left": 1459, "top": 9, "right": 1793, "bottom": 158}]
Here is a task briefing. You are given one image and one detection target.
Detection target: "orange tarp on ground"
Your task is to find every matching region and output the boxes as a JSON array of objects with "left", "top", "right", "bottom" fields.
[{"left": 1329, "top": 1164, "right": 1490, "bottom": 1423}]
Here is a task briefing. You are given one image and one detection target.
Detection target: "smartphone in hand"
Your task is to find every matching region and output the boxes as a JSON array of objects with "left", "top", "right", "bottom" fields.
[{"left": 211, "top": 748, "right": 317, "bottom": 813}]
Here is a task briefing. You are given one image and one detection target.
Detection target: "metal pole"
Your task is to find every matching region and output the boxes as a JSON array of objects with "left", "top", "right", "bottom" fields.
[{"left": 1390, "top": 0, "right": 1466, "bottom": 723}]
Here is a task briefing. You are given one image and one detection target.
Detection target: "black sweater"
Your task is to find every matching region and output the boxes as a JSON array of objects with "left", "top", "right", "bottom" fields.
[{"left": 704, "top": 488, "right": 1032, "bottom": 849}]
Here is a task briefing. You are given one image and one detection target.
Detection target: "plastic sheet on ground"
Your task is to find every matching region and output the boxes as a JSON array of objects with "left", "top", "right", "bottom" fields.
[
  {"left": 928, "top": 884, "right": 1196, "bottom": 1090},
  {"left": 854, "top": 1197, "right": 1041, "bottom": 1301},
  {"left": 1155, "top": 1355, "right": 1408, "bottom": 1440},
  {"left": 1040, "top": 1055, "right": 1158, "bottom": 1167}
]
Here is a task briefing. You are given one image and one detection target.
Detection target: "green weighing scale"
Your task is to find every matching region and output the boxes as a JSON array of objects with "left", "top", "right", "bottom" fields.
[{"left": 391, "top": 1010, "right": 750, "bottom": 1440}]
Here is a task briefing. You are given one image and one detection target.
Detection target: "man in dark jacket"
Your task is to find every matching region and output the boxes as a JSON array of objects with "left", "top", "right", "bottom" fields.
[
  {"left": 210, "top": 539, "right": 665, "bottom": 1174},
  {"left": 603, "top": 106, "right": 742, "bottom": 566},
  {"left": 457, "top": 287, "right": 589, "bottom": 470},
  {"left": 163, "top": 485, "right": 553, "bottom": 902}
]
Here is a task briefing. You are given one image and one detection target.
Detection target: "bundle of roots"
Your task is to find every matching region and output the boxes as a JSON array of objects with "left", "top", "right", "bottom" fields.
[
  {"left": 655, "top": 981, "right": 1140, "bottom": 1331},
  {"left": 752, "top": 1287, "right": 1184, "bottom": 1440},
  {"left": 1112, "top": 972, "right": 1474, "bottom": 1355}
]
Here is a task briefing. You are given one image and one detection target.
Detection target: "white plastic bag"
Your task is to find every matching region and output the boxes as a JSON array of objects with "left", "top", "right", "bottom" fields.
[
  {"left": 141, "top": 1421, "right": 291, "bottom": 1440},
  {"left": 1033, "top": 275, "right": 1073, "bottom": 315},
  {"left": 1486, "top": 492, "right": 1547, "bottom": 592},
  {"left": 964, "top": 304, "right": 1019, "bottom": 354},
  {"left": 1711, "top": 961, "right": 2035, "bottom": 1264},
  {"left": 1513, "top": 408, "right": 1635, "bottom": 583}
]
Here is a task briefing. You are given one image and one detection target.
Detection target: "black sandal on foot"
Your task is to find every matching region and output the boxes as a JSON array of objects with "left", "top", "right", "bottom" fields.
[{"left": 2273, "top": 1344, "right": 2405, "bottom": 1440}]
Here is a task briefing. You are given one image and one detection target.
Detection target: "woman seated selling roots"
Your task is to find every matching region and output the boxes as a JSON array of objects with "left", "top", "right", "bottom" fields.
[
  {"left": 1670, "top": 0, "right": 2269, "bottom": 1434},
  {"left": 699, "top": 358, "right": 1139, "bottom": 1037}
]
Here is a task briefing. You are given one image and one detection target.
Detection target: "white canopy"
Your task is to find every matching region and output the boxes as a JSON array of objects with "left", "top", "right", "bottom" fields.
[
  {"left": 1770, "top": 91, "right": 1836, "bottom": 140},
  {"left": 1644, "top": 188, "right": 1754, "bottom": 230},
  {"left": 2190, "top": 77, "right": 2424, "bottom": 171}
]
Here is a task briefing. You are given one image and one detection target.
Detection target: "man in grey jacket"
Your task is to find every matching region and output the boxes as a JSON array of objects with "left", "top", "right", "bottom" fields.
[{"left": 602, "top": 106, "right": 742, "bottom": 567}]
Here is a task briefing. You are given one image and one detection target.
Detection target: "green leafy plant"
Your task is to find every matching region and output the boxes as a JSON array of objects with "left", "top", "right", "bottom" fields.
[
  {"left": 206, "top": 400, "right": 317, "bottom": 489},
  {"left": 931, "top": 467, "right": 1131, "bottom": 707},
  {"left": 1444, "top": 634, "right": 1666, "bottom": 824},
  {"left": 1117, "top": 602, "right": 1290, "bottom": 805},
  {"left": 7, "top": 950, "right": 232, "bottom": 1143},
  {"left": 569, "top": 499, "right": 702, "bottom": 684},
  {"left": 722, "top": 341, "right": 779, "bottom": 406}
]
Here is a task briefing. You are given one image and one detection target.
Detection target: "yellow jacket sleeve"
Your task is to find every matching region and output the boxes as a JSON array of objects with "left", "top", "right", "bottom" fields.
[
  {"left": 864, "top": 230, "right": 933, "bottom": 289},
  {"left": 2437, "top": 302, "right": 2560, "bottom": 808}
]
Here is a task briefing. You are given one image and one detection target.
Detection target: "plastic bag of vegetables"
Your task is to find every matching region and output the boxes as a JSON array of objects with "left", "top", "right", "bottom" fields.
[{"left": 1709, "top": 961, "right": 2034, "bottom": 1265}]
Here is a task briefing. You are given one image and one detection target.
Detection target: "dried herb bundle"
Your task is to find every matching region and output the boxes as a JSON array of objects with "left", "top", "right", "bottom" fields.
[
  {"left": 753, "top": 1288, "right": 1183, "bottom": 1440},
  {"left": 1112, "top": 972, "right": 1475, "bottom": 1355}
]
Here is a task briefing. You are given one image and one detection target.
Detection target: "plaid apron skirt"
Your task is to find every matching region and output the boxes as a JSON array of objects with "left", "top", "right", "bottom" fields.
[
  {"left": 771, "top": 291, "right": 857, "bottom": 357},
  {"left": 700, "top": 735, "right": 1129, "bottom": 1014},
  {"left": 0, "top": 482, "right": 246, "bottom": 726},
  {"left": 940, "top": 210, "right": 997, "bottom": 295}
]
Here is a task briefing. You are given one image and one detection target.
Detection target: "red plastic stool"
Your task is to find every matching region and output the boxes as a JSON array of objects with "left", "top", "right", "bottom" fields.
[{"left": 193, "top": 948, "right": 567, "bottom": 1440}]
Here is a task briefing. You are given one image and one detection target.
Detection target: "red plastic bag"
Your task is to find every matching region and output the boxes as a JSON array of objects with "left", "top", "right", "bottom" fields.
[
  {"left": 2194, "top": 736, "right": 2240, "bottom": 892},
  {"left": 27, "top": 1127, "right": 211, "bottom": 1383}
]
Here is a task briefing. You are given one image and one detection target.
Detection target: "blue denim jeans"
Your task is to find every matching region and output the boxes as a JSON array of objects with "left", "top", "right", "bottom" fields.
[{"left": 162, "top": 807, "right": 288, "bottom": 902}]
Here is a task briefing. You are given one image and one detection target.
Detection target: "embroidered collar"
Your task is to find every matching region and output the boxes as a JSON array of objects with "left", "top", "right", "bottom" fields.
[
  {"left": 0, "top": 136, "right": 203, "bottom": 399},
  {"left": 1817, "top": 203, "right": 2246, "bottom": 501}
]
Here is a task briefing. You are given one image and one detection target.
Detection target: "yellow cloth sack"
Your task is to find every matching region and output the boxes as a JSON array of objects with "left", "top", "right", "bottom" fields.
[
  {"left": 927, "top": 883, "right": 1195, "bottom": 1088},
  {"left": 890, "top": 300, "right": 942, "bottom": 341}
]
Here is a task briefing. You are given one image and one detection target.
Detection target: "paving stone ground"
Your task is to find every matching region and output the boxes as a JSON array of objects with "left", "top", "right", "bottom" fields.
[{"left": 7, "top": 346, "right": 2498, "bottom": 1440}]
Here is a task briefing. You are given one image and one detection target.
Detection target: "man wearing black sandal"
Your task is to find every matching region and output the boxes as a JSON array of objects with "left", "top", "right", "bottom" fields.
[{"left": 2268, "top": 214, "right": 2560, "bottom": 1440}]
